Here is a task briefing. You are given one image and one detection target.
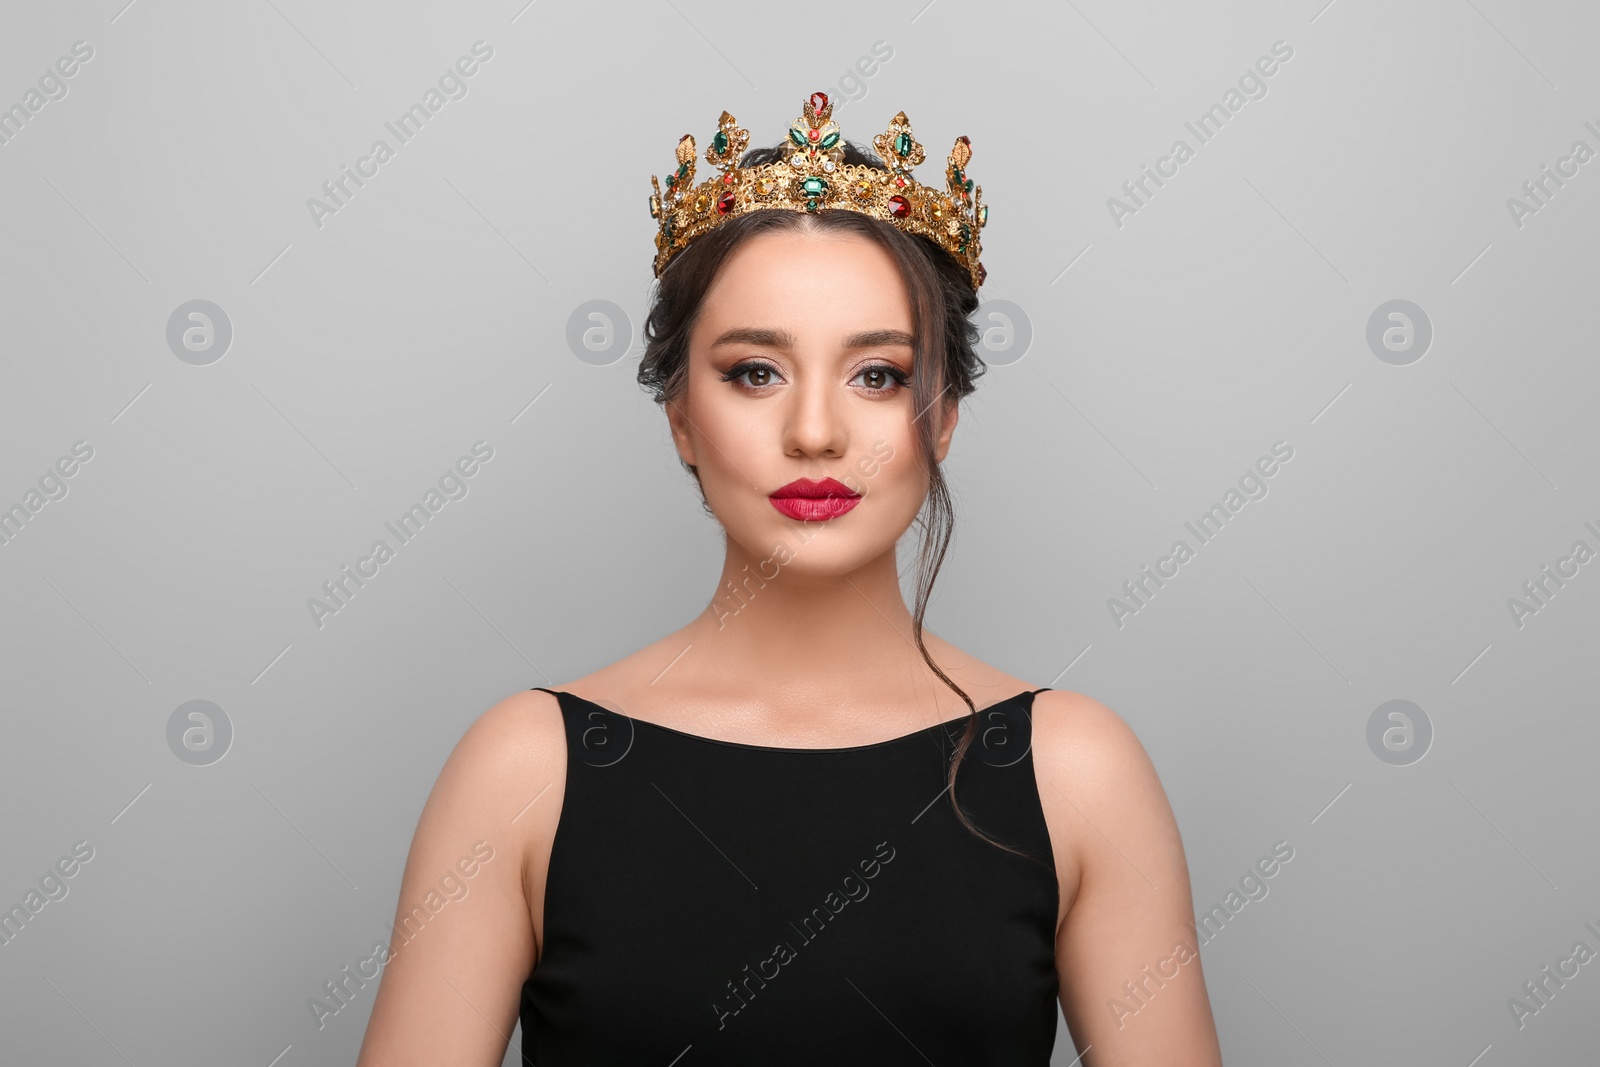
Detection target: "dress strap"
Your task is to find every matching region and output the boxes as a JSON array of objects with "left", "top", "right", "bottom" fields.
[{"left": 531, "top": 687, "right": 639, "bottom": 768}]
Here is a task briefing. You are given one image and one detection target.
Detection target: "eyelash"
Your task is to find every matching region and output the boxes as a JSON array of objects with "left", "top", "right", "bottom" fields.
[{"left": 719, "top": 359, "right": 911, "bottom": 396}]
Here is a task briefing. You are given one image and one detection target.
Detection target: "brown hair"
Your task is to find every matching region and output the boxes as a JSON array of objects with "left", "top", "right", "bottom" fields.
[{"left": 637, "top": 139, "right": 1033, "bottom": 860}]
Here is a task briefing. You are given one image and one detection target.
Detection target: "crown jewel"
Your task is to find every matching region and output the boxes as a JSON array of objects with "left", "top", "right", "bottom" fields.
[{"left": 648, "top": 91, "right": 988, "bottom": 290}]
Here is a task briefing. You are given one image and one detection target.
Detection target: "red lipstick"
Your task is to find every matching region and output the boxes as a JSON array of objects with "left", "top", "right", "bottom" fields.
[{"left": 769, "top": 477, "right": 861, "bottom": 521}]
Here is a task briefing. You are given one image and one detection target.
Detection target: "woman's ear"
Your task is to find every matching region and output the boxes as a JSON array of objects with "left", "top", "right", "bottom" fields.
[
  {"left": 932, "top": 395, "right": 960, "bottom": 463},
  {"left": 666, "top": 397, "right": 698, "bottom": 468}
]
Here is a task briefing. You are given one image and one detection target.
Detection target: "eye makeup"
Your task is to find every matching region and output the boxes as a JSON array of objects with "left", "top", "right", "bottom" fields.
[{"left": 718, "top": 359, "right": 911, "bottom": 397}]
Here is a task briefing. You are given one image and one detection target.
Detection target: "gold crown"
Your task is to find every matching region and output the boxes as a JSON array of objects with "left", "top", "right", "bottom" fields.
[{"left": 648, "top": 90, "right": 988, "bottom": 291}]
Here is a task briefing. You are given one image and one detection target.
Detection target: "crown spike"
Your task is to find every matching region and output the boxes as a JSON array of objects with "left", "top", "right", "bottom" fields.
[
  {"left": 705, "top": 111, "right": 749, "bottom": 171},
  {"left": 873, "top": 111, "right": 926, "bottom": 174},
  {"left": 951, "top": 134, "right": 972, "bottom": 171}
]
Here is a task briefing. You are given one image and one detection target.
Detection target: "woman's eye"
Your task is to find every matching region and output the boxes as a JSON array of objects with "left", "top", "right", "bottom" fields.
[
  {"left": 721, "top": 361, "right": 780, "bottom": 389},
  {"left": 854, "top": 365, "right": 908, "bottom": 393}
]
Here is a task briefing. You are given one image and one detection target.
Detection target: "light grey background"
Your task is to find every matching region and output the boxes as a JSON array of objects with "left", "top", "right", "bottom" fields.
[{"left": 2, "top": 0, "right": 1597, "bottom": 1064}]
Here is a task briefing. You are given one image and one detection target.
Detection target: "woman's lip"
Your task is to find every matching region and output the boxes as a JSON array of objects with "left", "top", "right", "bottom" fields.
[
  {"left": 770, "top": 477, "right": 859, "bottom": 500},
  {"left": 770, "top": 495, "right": 861, "bottom": 521}
]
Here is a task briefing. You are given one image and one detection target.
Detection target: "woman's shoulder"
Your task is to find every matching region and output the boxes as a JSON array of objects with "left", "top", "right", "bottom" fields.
[
  {"left": 1028, "top": 689, "right": 1181, "bottom": 914},
  {"left": 1029, "top": 689, "right": 1164, "bottom": 808},
  {"left": 423, "top": 688, "right": 572, "bottom": 830},
  {"left": 420, "top": 687, "right": 579, "bottom": 899},
  {"left": 457, "top": 685, "right": 568, "bottom": 762},
  {"left": 1029, "top": 687, "right": 1136, "bottom": 739}
]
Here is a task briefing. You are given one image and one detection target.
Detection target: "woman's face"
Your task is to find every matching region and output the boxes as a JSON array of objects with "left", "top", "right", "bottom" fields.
[{"left": 667, "top": 226, "right": 958, "bottom": 576}]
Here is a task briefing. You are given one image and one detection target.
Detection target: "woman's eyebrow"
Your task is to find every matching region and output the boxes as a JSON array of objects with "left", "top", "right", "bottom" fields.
[
  {"left": 708, "top": 327, "right": 913, "bottom": 350},
  {"left": 842, "top": 328, "right": 914, "bottom": 349},
  {"left": 709, "top": 326, "right": 794, "bottom": 350}
]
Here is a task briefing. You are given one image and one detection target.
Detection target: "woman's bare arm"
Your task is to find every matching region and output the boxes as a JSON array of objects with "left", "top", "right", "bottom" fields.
[
  {"left": 1033, "top": 691, "right": 1224, "bottom": 1066},
  {"left": 355, "top": 689, "right": 567, "bottom": 1066}
]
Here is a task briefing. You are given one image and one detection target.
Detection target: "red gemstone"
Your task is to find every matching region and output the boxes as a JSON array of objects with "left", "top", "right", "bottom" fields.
[
  {"left": 887, "top": 195, "right": 911, "bottom": 219},
  {"left": 977, "top": 263, "right": 987, "bottom": 286},
  {"left": 722, "top": 173, "right": 734, "bottom": 184},
  {"left": 716, "top": 190, "right": 736, "bottom": 215},
  {"left": 810, "top": 91, "right": 829, "bottom": 113},
  {"left": 808, "top": 127, "right": 819, "bottom": 141},
  {"left": 895, "top": 176, "right": 907, "bottom": 188}
]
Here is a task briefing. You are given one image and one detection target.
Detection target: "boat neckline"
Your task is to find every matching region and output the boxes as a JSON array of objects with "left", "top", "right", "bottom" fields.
[{"left": 537, "top": 687, "right": 1050, "bottom": 753}]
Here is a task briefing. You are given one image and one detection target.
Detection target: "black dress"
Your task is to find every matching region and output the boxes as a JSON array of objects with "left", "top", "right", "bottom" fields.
[{"left": 519, "top": 686, "right": 1061, "bottom": 1064}]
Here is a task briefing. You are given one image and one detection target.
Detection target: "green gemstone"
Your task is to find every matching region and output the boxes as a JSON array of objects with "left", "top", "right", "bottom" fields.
[
  {"left": 894, "top": 132, "right": 911, "bottom": 156},
  {"left": 676, "top": 162, "right": 689, "bottom": 178},
  {"left": 820, "top": 130, "right": 840, "bottom": 149},
  {"left": 801, "top": 176, "right": 827, "bottom": 197},
  {"left": 789, "top": 127, "right": 807, "bottom": 147},
  {"left": 964, "top": 178, "right": 973, "bottom": 193},
  {"left": 979, "top": 204, "right": 989, "bottom": 226},
  {"left": 713, "top": 130, "right": 729, "bottom": 154},
  {"left": 805, "top": 198, "right": 818, "bottom": 212}
]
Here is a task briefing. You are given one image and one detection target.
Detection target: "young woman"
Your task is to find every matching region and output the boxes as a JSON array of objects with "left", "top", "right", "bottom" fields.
[{"left": 357, "top": 92, "right": 1223, "bottom": 1066}]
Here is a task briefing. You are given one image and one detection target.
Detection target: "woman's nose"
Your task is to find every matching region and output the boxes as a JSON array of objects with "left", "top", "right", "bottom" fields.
[{"left": 783, "top": 376, "right": 848, "bottom": 458}]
